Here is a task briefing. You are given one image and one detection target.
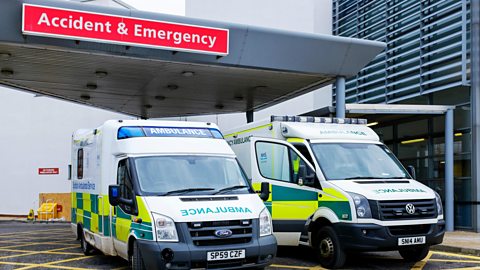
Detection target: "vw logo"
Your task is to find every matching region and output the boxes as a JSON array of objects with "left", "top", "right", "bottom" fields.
[
  {"left": 214, "top": 229, "right": 233, "bottom": 238},
  {"left": 405, "top": 203, "right": 416, "bottom": 215}
]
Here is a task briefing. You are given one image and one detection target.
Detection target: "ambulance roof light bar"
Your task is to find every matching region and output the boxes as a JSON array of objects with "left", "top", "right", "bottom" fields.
[{"left": 270, "top": 116, "right": 368, "bottom": 125}]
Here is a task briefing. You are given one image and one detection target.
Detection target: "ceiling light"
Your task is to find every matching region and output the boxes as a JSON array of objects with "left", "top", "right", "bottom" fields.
[
  {"left": 155, "top": 95, "right": 166, "bottom": 100},
  {"left": 86, "top": 83, "right": 97, "bottom": 90},
  {"left": 455, "top": 133, "right": 463, "bottom": 137},
  {"left": 0, "top": 53, "right": 11, "bottom": 60},
  {"left": 400, "top": 138, "right": 425, "bottom": 145},
  {"left": 80, "top": 94, "right": 91, "bottom": 100},
  {"left": 95, "top": 70, "right": 108, "bottom": 78},
  {"left": 182, "top": 71, "right": 195, "bottom": 77},
  {"left": 366, "top": 121, "right": 379, "bottom": 127},
  {"left": 1, "top": 69, "right": 13, "bottom": 77},
  {"left": 167, "top": 84, "right": 179, "bottom": 90},
  {"left": 215, "top": 104, "right": 224, "bottom": 109}
]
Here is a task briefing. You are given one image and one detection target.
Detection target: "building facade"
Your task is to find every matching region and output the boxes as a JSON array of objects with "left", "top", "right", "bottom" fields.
[{"left": 332, "top": 0, "right": 478, "bottom": 231}]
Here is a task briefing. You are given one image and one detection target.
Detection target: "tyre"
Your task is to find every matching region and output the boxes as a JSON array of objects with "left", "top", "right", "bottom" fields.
[
  {"left": 80, "top": 229, "right": 94, "bottom": 256},
  {"left": 130, "top": 240, "right": 146, "bottom": 270},
  {"left": 315, "top": 226, "right": 346, "bottom": 269},
  {"left": 399, "top": 246, "right": 430, "bottom": 262}
]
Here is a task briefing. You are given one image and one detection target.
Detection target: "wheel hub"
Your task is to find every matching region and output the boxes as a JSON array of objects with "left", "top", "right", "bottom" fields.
[{"left": 319, "top": 237, "right": 334, "bottom": 258}]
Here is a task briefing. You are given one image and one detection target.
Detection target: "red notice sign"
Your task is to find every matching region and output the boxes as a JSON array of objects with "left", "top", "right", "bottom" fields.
[
  {"left": 22, "top": 4, "right": 229, "bottom": 55},
  {"left": 38, "top": 168, "right": 59, "bottom": 175}
]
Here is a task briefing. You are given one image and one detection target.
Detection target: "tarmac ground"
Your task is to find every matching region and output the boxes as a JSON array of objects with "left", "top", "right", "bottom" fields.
[{"left": 0, "top": 222, "right": 479, "bottom": 270}]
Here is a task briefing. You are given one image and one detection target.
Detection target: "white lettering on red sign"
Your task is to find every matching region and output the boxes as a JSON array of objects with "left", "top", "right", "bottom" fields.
[
  {"left": 38, "top": 168, "right": 59, "bottom": 175},
  {"left": 22, "top": 4, "right": 229, "bottom": 55}
]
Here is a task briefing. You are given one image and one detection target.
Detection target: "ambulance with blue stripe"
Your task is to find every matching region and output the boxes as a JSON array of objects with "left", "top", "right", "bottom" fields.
[
  {"left": 71, "top": 119, "right": 276, "bottom": 270},
  {"left": 225, "top": 116, "right": 445, "bottom": 269}
]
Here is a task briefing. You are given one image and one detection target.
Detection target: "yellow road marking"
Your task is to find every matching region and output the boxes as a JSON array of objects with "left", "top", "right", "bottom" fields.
[
  {"left": 309, "top": 266, "right": 327, "bottom": 270},
  {"left": 0, "top": 247, "right": 81, "bottom": 256},
  {"left": 429, "top": 259, "right": 480, "bottom": 264},
  {"left": 270, "top": 264, "right": 312, "bottom": 269},
  {"left": 0, "top": 229, "right": 67, "bottom": 236},
  {"left": 0, "top": 261, "right": 90, "bottom": 270},
  {"left": 1, "top": 241, "right": 77, "bottom": 249},
  {"left": 0, "top": 246, "right": 81, "bottom": 260},
  {"left": 411, "top": 251, "right": 433, "bottom": 270},
  {"left": 15, "top": 256, "right": 93, "bottom": 270},
  {"left": 432, "top": 251, "right": 480, "bottom": 261},
  {"left": 444, "top": 267, "right": 480, "bottom": 270}
]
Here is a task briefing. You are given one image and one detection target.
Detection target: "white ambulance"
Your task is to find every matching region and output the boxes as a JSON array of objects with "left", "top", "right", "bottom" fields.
[
  {"left": 225, "top": 116, "right": 445, "bottom": 269},
  {"left": 71, "top": 119, "right": 276, "bottom": 270}
]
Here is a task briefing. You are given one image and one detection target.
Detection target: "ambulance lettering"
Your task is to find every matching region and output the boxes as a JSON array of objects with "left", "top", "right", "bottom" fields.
[{"left": 180, "top": 206, "right": 253, "bottom": 216}]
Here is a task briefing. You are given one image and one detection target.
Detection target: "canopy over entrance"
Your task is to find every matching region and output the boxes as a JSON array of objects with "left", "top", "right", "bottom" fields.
[{"left": 0, "top": 0, "right": 384, "bottom": 118}]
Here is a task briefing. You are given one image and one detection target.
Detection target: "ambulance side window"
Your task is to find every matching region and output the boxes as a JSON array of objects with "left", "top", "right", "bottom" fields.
[
  {"left": 77, "top": 149, "right": 83, "bottom": 180},
  {"left": 292, "top": 143, "right": 315, "bottom": 165},
  {"left": 255, "top": 142, "right": 291, "bottom": 183},
  {"left": 117, "top": 159, "right": 135, "bottom": 214}
]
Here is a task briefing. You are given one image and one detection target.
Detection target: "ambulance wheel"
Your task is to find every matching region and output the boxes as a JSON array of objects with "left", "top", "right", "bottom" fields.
[
  {"left": 315, "top": 226, "right": 346, "bottom": 269},
  {"left": 130, "top": 241, "right": 146, "bottom": 270},
  {"left": 399, "top": 246, "right": 430, "bottom": 262},
  {"left": 80, "top": 229, "right": 94, "bottom": 256}
]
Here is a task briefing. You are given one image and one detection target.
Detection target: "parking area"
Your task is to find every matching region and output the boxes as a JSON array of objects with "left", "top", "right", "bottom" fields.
[{"left": 0, "top": 222, "right": 479, "bottom": 270}]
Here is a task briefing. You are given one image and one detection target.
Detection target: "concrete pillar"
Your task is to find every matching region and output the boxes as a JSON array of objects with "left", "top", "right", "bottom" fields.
[
  {"left": 335, "top": 77, "right": 346, "bottom": 118},
  {"left": 445, "top": 108, "right": 454, "bottom": 231}
]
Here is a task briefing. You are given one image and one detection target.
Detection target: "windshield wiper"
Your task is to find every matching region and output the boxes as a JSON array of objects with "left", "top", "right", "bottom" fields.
[
  {"left": 343, "top": 176, "right": 410, "bottom": 180},
  {"left": 162, "top": 188, "right": 215, "bottom": 196},
  {"left": 213, "top": 185, "right": 249, "bottom": 195}
]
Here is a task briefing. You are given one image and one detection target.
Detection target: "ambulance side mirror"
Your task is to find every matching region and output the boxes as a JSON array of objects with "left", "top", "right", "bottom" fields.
[
  {"left": 109, "top": 185, "right": 121, "bottom": 206},
  {"left": 109, "top": 185, "right": 134, "bottom": 207},
  {"left": 259, "top": 182, "right": 270, "bottom": 201},
  {"left": 298, "top": 164, "right": 315, "bottom": 186},
  {"left": 407, "top": 165, "right": 416, "bottom": 179}
]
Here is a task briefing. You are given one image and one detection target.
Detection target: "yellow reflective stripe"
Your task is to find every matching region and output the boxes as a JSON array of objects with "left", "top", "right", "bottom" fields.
[
  {"left": 224, "top": 124, "right": 272, "bottom": 138},
  {"left": 76, "top": 209, "right": 84, "bottom": 225},
  {"left": 321, "top": 188, "right": 348, "bottom": 201},
  {"left": 98, "top": 195, "right": 110, "bottom": 216},
  {"left": 91, "top": 213, "right": 99, "bottom": 233},
  {"left": 116, "top": 216, "right": 132, "bottom": 242},
  {"left": 286, "top": 138, "right": 304, "bottom": 143},
  {"left": 71, "top": 193, "right": 77, "bottom": 209},
  {"left": 83, "top": 193, "right": 91, "bottom": 212},
  {"left": 272, "top": 201, "right": 317, "bottom": 219},
  {"left": 136, "top": 197, "right": 152, "bottom": 223}
]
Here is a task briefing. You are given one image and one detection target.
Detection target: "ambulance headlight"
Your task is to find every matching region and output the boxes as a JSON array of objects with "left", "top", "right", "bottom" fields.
[
  {"left": 259, "top": 208, "right": 272, "bottom": 237},
  {"left": 348, "top": 192, "right": 372, "bottom": 219},
  {"left": 152, "top": 213, "right": 178, "bottom": 242},
  {"left": 434, "top": 192, "right": 444, "bottom": 218}
]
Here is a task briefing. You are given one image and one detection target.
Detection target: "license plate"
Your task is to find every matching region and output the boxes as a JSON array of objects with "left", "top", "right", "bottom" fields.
[
  {"left": 207, "top": 249, "right": 245, "bottom": 261},
  {"left": 398, "top": 236, "right": 426, "bottom": 246}
]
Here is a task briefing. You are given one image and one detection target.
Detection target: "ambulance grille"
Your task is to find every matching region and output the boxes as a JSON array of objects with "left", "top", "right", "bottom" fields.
[
  {"left": 375, "top": 199, "right": 437, "bottom": 220},
  {"left": 188, "top": 220, "right": 253, "bottom": 246}
]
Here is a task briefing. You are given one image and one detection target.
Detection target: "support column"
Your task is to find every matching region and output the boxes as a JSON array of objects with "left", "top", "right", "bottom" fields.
[
  {"left": 471, "top": 0, "right": 480, "bottom": 232},
  {"left": 246, "top": 110, "right": 254, "bottom": 123},
  {"left": 445, "top": 108, "right": 455, "bottom": 231},
  {"left": 335, "top": 76, "right": 346, "bottom": 118}
]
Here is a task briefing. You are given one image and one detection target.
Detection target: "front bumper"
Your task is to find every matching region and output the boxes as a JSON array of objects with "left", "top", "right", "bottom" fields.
[
  {"left": 333, "top": 220, "right": 445, "bottom": 251},
  {"left": 137, "top": 235, "right": 276, "bottom": 269}
]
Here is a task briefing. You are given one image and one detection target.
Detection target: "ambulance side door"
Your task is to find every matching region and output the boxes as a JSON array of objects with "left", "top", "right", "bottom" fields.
[{"left": 250, "top": 137, "right": 320, "bottom": 246}]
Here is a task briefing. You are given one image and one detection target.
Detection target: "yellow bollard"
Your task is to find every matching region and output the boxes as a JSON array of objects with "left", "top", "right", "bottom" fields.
[{"left": 27, "top": 209, "right": 35, "bottom": 221}]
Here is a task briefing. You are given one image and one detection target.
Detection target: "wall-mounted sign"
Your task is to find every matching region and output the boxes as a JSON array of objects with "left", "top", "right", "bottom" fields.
[
  {"left": 38, "top": 168, "right": 59, "bottom": 175},
  {"left": 22, "top": 4, "right": 229, "bottom": 55}
]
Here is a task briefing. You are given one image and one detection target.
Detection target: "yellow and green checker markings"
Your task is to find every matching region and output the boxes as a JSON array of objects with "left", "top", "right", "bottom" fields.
[
  {"left": 252, "top": 183, "right": 351, "bottom": 222},
  {"left": 72, "top": 193, "right": 153, "bottom": 242}
]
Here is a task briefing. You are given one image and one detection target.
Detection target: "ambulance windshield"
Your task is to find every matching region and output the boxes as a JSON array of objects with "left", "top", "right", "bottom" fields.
[
  {"left": 133, "top": 156, "right": 252, "bottom": 195},
  {"left": 311, "top": 143, "right": 410, "bottom": 181}
]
